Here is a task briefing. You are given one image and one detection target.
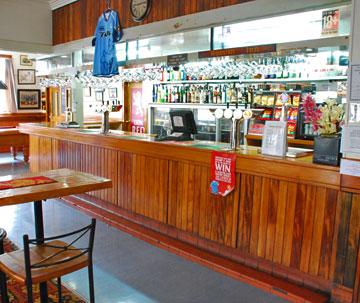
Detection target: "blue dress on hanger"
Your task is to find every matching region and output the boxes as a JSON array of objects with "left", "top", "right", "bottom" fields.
[{"left": 93, "top": 10, "right": 123, "bottom": 77}]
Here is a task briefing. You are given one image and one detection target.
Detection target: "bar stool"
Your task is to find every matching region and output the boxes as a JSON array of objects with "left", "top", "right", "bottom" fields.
[{"left": 0, "top": 228, "right": 9, "bottom": 303}]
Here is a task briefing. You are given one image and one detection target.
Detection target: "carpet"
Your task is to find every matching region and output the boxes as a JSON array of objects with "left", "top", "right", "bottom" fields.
[{"left": 0, "top": 238, "right": 86, "bottom": 303}]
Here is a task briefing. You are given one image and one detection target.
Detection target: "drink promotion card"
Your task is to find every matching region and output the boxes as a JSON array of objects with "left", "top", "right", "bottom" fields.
[
  {"left": 210, "top": 151, "right": 236, "bottom": 197},
  {"left": 261, "top": 121, "right": 287, "bottom": 157}
]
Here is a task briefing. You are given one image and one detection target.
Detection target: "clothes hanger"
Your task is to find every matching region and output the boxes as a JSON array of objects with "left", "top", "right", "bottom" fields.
[{"left": 104, "top": 0, "right": 111, "bottom": 13}]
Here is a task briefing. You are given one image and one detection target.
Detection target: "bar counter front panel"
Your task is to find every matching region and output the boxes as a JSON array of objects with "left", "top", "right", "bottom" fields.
[{"left": 20, "top": 123, "right": 360, "bottom": 302}]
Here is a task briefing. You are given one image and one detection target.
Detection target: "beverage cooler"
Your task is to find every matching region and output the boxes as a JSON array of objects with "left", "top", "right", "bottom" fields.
[{"left": 148, "top": 103, "right": 247, "bottom": 143}]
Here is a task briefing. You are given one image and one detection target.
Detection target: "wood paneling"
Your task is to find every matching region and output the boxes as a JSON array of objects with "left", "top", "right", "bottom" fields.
[
  {"left": 236, "top": 176, "right": 342, "bottom": 281},
  {"left": 333, "top": 192, "right": 360, "bottom": 290},
  {"left": 0, "top": 113, "right": 46, "bottom": 128},
  {"left": 52, "top": 0, "right": 253, "bottom": 45},
  {"left": 168, "top": 161, "right": 239, "bottom": 246}
]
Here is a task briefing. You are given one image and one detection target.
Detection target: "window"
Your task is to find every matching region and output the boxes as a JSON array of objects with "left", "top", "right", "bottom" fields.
[
  {"left": 0, "top": 59, "right": 7, "bottom": 113},
  {"left": 213, "top": 5, "right": 351, "bottom": 50}
]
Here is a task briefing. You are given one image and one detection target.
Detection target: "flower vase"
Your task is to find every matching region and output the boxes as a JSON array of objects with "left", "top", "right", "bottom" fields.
[{"left": 313, "top": 135, "right": 341, "bottom": 166}]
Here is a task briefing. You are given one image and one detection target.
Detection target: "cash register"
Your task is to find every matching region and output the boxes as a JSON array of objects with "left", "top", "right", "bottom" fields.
[{"left": 156, "top": 110, "right": 197, "bottom": 141}]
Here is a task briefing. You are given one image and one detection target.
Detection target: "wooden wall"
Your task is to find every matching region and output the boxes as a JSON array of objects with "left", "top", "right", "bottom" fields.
[
  {"left": 28, "top": 134, "right": 360, "bottom": 301},
  {"left": 0, "top": 112, "right": 46, "bottom": 128},
  {"left": 52, "top": 0, "right": 252, "bottom": 45}
]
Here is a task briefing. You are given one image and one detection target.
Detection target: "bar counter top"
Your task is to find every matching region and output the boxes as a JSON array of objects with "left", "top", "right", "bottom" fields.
[{"left": 19, "top": 122, "right": 339, "bottom": 189}]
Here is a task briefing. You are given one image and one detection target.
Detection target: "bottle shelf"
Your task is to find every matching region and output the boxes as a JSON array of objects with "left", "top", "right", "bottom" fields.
[
  {"left": 155, "top": 76, "right": 347, "bottom": 85},
  {"left": 149, "top": 103, "right": 247, "bottom": 109}
]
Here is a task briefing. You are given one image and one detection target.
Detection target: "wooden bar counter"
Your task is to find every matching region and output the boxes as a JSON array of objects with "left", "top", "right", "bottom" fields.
[{"left": 19, "top": 123, "right": 360, "bottom": 303}]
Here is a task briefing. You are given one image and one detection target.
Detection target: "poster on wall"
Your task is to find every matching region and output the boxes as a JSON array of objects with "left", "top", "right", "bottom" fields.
[
  {"left": 210, "top": 151, "right": 236, "bottom": 197},
  {"left": 130, "top": 87, "right": 146, "bottom": 133},
  {"left": 321, "top": 9, "right": 340, "bottom": 35},
  {"left": 17, "top": 89, "right": 41, "bottom": 110}
]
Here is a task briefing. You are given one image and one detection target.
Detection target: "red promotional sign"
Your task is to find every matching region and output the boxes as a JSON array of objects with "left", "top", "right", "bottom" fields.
[
  {"left": 130, "top": 87, "right": 146, "bottom": 133},
  {"left": 322, "top": 9, "right": 340, "bottom": 35},
  {"left": 210, "top": 151, "right": 236, "bottom": 197}
]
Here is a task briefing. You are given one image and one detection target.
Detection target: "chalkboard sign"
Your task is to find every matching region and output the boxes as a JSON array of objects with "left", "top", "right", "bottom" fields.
[{"left": 167, "top": 54, "right": 188, "bottom": 66}]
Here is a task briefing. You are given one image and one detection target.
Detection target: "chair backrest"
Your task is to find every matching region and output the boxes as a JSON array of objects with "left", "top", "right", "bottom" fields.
[{"left": 22, "top": 218, "right": 96, "bottom": 281}]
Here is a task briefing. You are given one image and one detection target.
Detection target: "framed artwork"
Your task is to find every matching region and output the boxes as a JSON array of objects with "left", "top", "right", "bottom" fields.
[
  {"left": 95, "top": 90, "right": 104, "bottom": 101},
  {"left": 17, "top": 89, "right": 41, "bottom": 109},
  {"left": 18, "top": 69, "right": 36, "bottom": 85},
  {"left": 108, "top": 88, "right": 117, "bottom": 99},
  {"left": 20, "top": 55, "right": 33, "bottom": 66},
  {"left": 84, "top": 87, "right": 92, "bottom": 97}
]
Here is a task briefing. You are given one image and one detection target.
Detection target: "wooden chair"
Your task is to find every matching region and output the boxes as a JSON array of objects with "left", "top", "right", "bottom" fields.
[
  {"left": 0, "top": 228, "right": 9, "bottom": 303},
  {"left": 0, "top": 219, "right": 96, "bottom": 303}
]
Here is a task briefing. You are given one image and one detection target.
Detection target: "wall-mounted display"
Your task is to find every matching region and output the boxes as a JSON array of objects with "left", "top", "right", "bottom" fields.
[
  {"left": 108, "top": 88, "right": 117, "bottom": 99},
  {"left": 17, "top": 89, "right": 41, "bottom": 109},
  {"left": 20, "top": 55, "right": 33, "bottom": 66},
  {"left": 95, "top": 90, "right": 104, "bottom": 101},
  {"left": 84, "top": 87, "right": 92, "bottom": 97},
  {"left": 18, "top": 69, "right": 36, "bottom": 85}
]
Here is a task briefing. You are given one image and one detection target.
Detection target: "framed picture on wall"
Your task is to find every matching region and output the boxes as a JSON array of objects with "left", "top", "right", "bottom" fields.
[
  {"left": 84, "top": 87, "right": 91, "bottom": 97},
  {"left": 20, "top": 55, "right": 33, "bottom": 66},
  {"left": 18, "top": 69, "right": 36, "bottom": 85},
  {"left": 108, "top": 88, "right": 117, "bottom": 99},
  {"left": 95, "top": 90, "right": 104, "bottom": 102},
  {"left": 17, "top": 89, "right": 41, "bottom": 109}
]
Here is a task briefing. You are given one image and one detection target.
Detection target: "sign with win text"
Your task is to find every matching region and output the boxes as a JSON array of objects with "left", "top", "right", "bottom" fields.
[{"left": 210, "top": 151, "right": 236, "bottom": 197}]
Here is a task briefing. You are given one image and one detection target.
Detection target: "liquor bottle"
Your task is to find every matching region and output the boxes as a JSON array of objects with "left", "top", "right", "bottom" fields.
[
  {"left": 187, "top": 86, "right": 192, "bottom": 103},
  {"left": 191, "top": 86, "right": 196, "bottom": 103},
  {"left": 161, "top": 67, "right": 166, "bottom": 82},
  {"left": 157, "top": 86, "right": 162, "bottom": 103},
  {"left": 153, "top": 85, "right": 157, "bottom": 103},
  {"left": 208, "top": 86, "right": 213, "bottom": 104},
  {"left": 213, "top": 86, "right": 219, "bottom": 104},
  {"left": 164, "top": 67, "right": 170, "bottom": 82},
  {"left": 174, "top": 87, "right": 179, "bottom": 103},
  {"left": 276, "top": 58, "right": 283, "bottom": 79},
  {"left": 180, "top": 66, "right": 186, "bottom": 81},
  {"left": 199, "top": 87, "right": 205, "bottom": 104},
  {"left": 222, "top": 85, "right": 227, "bottom": 104},
  {"left": 195, "top": 86, "right": 201, "bottom": 103}
]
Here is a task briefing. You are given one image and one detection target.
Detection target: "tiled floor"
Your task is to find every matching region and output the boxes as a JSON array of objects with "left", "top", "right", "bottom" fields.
[{"left": 0, "top": 153, "right": 288, "bottom": 303}]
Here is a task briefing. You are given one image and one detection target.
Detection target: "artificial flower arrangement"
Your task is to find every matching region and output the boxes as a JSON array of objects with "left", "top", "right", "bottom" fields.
[{"left": 302, "top": 94, "right": 345, "bottom": 136}]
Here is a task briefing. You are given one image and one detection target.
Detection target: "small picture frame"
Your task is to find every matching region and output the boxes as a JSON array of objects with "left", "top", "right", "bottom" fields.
[
  {"left": 17, "top": 89, "right": 41, "bottom": 110},
  {"left": 108, "top": 87, "right": 117, "bottom": 99},
  {"left": 95, "top": 90, "right": 104, "bottom": 102},
  {"left": 20, "top": 55, "right": 33, "bottom": 66},
  {"left": 84, "top": 87, "right": 92, "bottom": 97},
  {"left": 18, "top": 69, "right": 36, "bottom": 85}
]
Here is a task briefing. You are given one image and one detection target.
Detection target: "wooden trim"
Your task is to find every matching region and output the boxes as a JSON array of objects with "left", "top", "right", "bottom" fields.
[
  {"left": 341, "top": 175, "right": 360, "bottom": 193},
  {"left": 331, "top": 285, "right": 353, "bottom": 303},
  {"left": 199, "top": 44, "right": 277, "bottom": 58},
  {"left": 0, "top": 54, "right": 12, "bottom": 59}
]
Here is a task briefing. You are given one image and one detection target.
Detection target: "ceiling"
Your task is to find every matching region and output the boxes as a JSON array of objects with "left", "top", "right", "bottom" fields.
[{"left": 48, "top": 0, "right": 78, "bottom": 10}]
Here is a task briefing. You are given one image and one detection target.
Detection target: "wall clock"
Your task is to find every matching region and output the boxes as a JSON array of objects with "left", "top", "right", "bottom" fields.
[{"left": 130, "top": 0, "right": 151, "bottom": 22}]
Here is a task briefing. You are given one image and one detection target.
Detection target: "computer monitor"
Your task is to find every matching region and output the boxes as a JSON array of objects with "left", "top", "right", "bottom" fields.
[{"left": 169, "top": 110, "right": 197, "bottom": 140}]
